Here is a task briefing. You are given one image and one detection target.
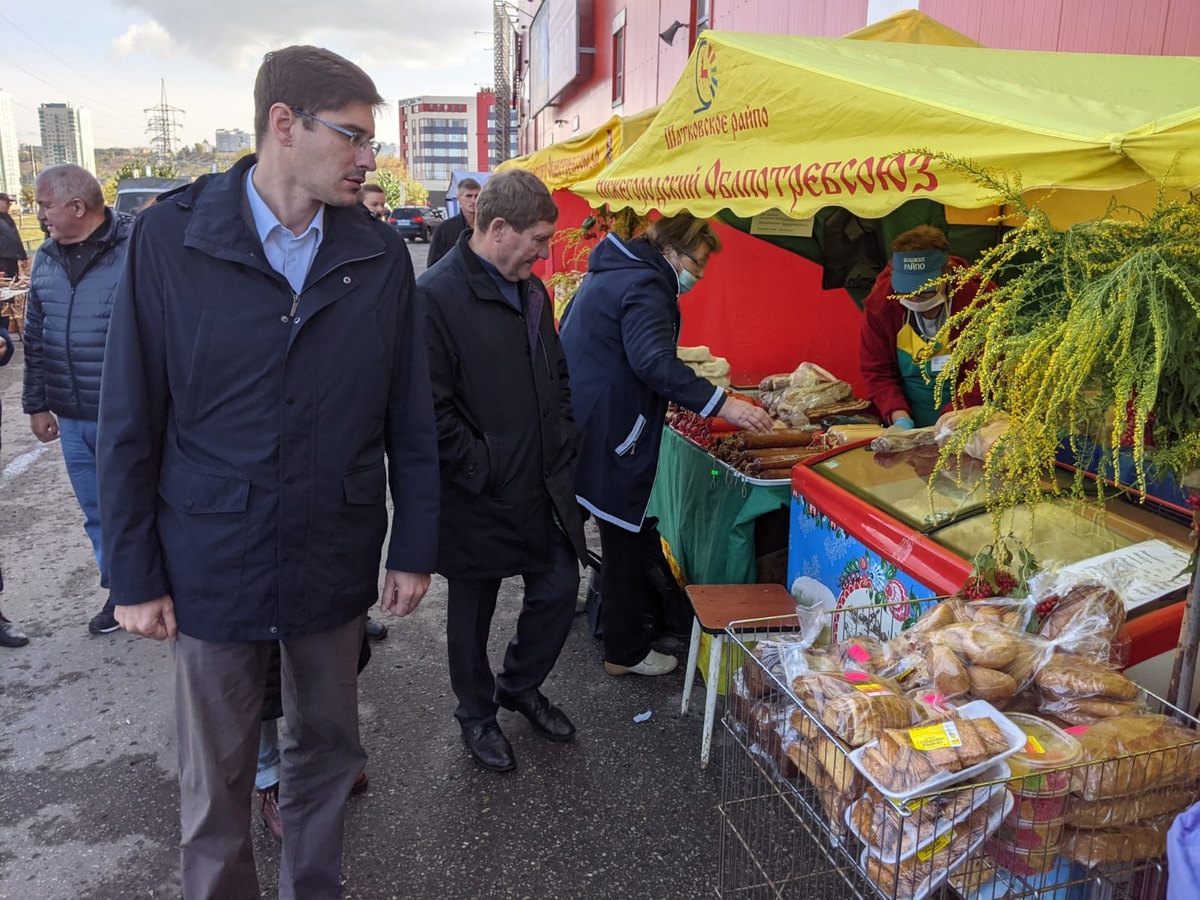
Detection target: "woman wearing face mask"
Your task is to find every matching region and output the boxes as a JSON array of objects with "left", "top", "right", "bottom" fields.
[
  {"left": 859, "top": 225, "right": 992, "bottom": 429},
  {"left": 560, "top": 213, "right": 773, "bottom": 677}
]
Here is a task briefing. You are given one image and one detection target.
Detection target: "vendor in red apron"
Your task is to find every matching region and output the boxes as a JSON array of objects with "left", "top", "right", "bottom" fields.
[{"left": 859, "top": 225, "right": 991, "bottom": 429}]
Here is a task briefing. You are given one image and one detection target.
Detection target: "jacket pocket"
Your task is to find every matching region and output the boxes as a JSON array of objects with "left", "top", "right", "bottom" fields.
[
  {"left": 613, "top": 414, "right": 647, "bottom": 457},
  {"left": 343, "top": 463, "right": 386, "bottom": 505},
  {"left": 158, "top": 464, "right": 250, "bottom": 513}
]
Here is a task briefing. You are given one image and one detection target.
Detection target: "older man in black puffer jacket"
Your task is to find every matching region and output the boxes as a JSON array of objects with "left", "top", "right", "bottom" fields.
[{"left": 22, "top": 164, "right": 133, "bottom": 636}]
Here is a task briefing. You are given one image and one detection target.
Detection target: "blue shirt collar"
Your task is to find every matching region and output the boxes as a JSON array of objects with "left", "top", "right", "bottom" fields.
[{"left": 245, "top": 164, "right": 324, "bottom": 245}]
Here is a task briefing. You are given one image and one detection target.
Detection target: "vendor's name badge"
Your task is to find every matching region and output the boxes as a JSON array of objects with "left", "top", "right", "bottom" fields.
[
  {"left": 909, "top": 721, "right": 962, "bottom": 751},
  {"left": 930, "top": 354, "right": 951, "bottom": 373}
]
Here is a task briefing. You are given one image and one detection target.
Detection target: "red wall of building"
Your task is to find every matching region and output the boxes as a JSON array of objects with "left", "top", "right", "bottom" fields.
[{"left": 476, "top": 90, "right": 493, "bottom": 172}]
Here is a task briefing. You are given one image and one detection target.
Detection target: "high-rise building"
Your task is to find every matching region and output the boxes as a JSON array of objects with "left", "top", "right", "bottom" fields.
[
  {"left": 38, "top": 102, "right": 95, "bottom": 174},
  {"left": 478, "top": 89, "right": 517, "bottom": 168},
  {"left": 397, "top": 95, "right": 481, "bottom": 198},
  {"left": 215, "top": 128, "right": 255, "bottom": 154},
  {"left": 0, "top": 91, "right": 19, "bottom": 198}
]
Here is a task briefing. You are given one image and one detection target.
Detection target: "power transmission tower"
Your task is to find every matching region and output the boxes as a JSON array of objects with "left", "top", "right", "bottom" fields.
[
  {"left": 493, "top": 0, "right": 516, "bottom": 166},
  {"left": 145, "top": 80, "right": 184, "bottom": 165}
]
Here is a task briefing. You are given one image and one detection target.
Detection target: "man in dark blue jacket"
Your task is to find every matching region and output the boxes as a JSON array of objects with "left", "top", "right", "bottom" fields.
[
  {"left": 97, "top": 46, "right": 440, "bottom": 899},
  {"left": 22, "top": 165, "right": 131, "bottom": 635}
]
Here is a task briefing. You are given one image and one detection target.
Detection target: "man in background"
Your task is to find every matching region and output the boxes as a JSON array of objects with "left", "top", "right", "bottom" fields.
[
  {"left": 418, "top": 170, "right": 587, "bottom": 773},
  {"left": 426, "top": 176, "right": 479, "bottom": 267},
  {"left": 0, "top": 193, "right": 27, "bottom": 279},
  {"left": 1, "top": 321, "right": 27, "bottom": 647},
  {"left": 357, "top": 182, "right": 387, "bottom": 220},
  {"left": 22, "top": 165, "right": 132, "bottom": 635}
]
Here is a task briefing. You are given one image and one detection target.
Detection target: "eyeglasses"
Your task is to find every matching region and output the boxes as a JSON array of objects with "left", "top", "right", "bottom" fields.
[
  {"left": 681, "top": 250, "right": 707, "bottom": 277},
  {"left": 292, "top": 109, "right": 381, "bottom": 156}
]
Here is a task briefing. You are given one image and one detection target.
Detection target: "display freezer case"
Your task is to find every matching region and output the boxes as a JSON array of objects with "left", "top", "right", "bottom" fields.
[{"left": 787, "top": 441, "right": 1194, "bottom": 668}]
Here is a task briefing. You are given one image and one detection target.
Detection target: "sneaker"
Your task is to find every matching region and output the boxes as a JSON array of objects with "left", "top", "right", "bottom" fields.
[
  {"left": 258, "top": 783, "right": 283, "bottom": 842},
  {"left": 88, "top": 607, "right": 120, "bottom": 635},
  {"left": 604, "top": 649, "right": 679, "bottom": 677}
]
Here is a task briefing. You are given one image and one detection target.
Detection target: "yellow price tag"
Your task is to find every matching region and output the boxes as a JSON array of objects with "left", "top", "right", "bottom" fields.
[
  {"left": 854, "top": 682, "right": 892, "bottom": 697},
  {"left": 909, "top": 721, "right": 963, "bottom": 751},
  {"left": 1024, "top": 734, "right": 1046, "bottom": 755},
  {"left": 917, "top": 830, "right": 955, "bottom": 862}
]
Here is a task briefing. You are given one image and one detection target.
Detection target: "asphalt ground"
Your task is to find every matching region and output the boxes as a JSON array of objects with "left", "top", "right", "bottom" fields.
[{"left": 0, "top": 240, "right": 731, "bottom": 900}]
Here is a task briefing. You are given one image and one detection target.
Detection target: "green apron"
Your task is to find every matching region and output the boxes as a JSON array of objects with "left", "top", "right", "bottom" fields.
[{"left": 895, "top": 319, "right": 951, "bottom": 428}]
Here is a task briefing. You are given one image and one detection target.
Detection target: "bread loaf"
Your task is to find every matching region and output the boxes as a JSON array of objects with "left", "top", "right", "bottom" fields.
[
  {"left": 1035, "top": 653, "right": 1140, "bottom": 701},
  {"left": 819, "top": 692, "right": 922, "bottom": 747},
  {"left": 1060, "top": 817, "right": 1171, "bottom": 867},
  {"left": 928, "top": 644, "right": 970, "bottom": 697},
  {"left": 1072, "top": 714, "right": 1200, "bottom": 800},
  {"left": 1064, "top": 785, "right": 1198, "bottom": 829},
  {"left": 934, "top": 623, "right": 1020, "bottom": 668},
  {"left": 966, "top": 667, "right": 1018, "bottom": 704}
]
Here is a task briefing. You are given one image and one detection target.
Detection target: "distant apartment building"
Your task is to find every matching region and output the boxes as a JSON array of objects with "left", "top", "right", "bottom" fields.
[
  {"left": 215, "top": 128, "right": 255, "bottom": 154},
  {"left": 397, "top": 94, "right": 479, "bottom": 199},
  {"left": 38, "top": 102, "right": 95, "bottom": 174},
  {"left": 0, "top": 90, "right": 19, "bottom": 198},
  {"left": 479, "top": 90, "right": 518, "bottom": 167}
]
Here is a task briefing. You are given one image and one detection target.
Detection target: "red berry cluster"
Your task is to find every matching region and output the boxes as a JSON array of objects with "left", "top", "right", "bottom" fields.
[
  {"left": 1035, "top": 593, "right": 1060, "bottom": 619},
  {"left": 669, "top": 409, "right": 715, "bottom": 448},
  {"left": 1119, "top": 400, "right": 1157, "bottom": 448},
  {"left": 959, "top": 570, "right": 1018, "bottom": 600}
]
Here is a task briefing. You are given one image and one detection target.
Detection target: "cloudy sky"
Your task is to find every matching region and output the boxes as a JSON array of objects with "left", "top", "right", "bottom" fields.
[{"left": 1, "top": 1, "right": 496, "bottom": 149}]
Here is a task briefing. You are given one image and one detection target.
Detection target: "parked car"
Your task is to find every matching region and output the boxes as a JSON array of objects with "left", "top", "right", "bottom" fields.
[
  {"left": 114, "top": 177, "right": 192, "bottom": 216},
  {"left": 388, "top": 206, "right": 441, "bottom": 242}
]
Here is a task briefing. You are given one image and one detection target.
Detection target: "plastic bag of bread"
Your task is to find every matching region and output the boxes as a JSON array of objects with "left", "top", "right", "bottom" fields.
[
  {"left": 835, "top": 635, "right": 920, "bottom": 680},
  {"left": 788, "top": 708, "right": 859, "bottom": 794},
  {"left": 1060, "top": 816, "right": 1172, "bottom": 867},
  {"left": 1035, "top": 652, "right": 1140, "bottom": 701},
  {"left": 962, "top": 597, "right": 1035, "bottom": 632},
  {"left": 1038, "top": 695, "right": 1146, "bottom": 726},
  {"left": 924, "top": 623, "right": 1022, "bottom": 668},
  {"left": 1037, "top": 579, "right": 1127, "bottom": 664},
  {"left": 1071, "top": 713, "right": 1200, "bottom": 800},
  {"left": 926, "top": 644, "right": 970, "bottom": 698},
  {"left": 791, "top": 671, "right": 924, "bottom": 747},
  {"left": 1064, "top": 784, "right": 1198, "bottom": 829},
  {"left": 920, "top": 622, "right": 1051, "bottom": 700},
  {"left": 742, "top": 637, "right": 836, "bottom": 699}
]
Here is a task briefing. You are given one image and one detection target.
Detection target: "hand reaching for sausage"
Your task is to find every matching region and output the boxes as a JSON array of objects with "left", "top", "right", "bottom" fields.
[{"left": 720, "top": 397, "right": 774, "bottom": 434}]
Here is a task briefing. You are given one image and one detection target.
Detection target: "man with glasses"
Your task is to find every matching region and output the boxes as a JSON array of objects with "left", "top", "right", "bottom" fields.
[{"left": 97, "top": 46, "right": 439, "bottom": 899}]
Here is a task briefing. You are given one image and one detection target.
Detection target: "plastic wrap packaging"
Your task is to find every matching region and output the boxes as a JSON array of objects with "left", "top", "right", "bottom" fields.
[
  {"left": 1036, "top": 578, "right": 1128, "bottom": 665},
  {"left": 931, "top": 406, "right": 1011, "bottom": 460},
  {"left": 848, "top": 767, "right": 1007, "bottom": 864},
  {"left": 870, "top": 425, "right": 940, "bottom": 453},
  {"left": 927, "top": 644, "right": 971, "bottom": 698},
  {"left": 916, "top": 622, "right": 1053, "bottom": 703},
  {"left": 862, "top": 790, "right": 1010, "bottom": 900},
  {"left": 962, "top": 597, "right": 1035, "bottom": 632},
  {"left": 834, "top": 635, "right": 919, "bottom": 679},
  {"left": 1064, "top": 784, "right": 1198, "bottom": 829},
  {"left": 787, "top": 709, "right": 860, "bottom": 794},
  {"left": 1070, "top": 714, "right": 1200, "bottom": 801},
  {"left": 858, "top": 713, "right": 1015, "bottom": 795},
  {"left": 791, "top": 671, "right": 924, "bottom": 747},
  {"left": 1038, "top": 696, "right": 1146, "bottom": 726},
  {"left": 742, "top": 636, "right": 836, "bottom": 699},
  {"left": 1035, "top": 652, "right": 1141, "bottom": 701},
  {"left": 1060, "top": 816, "right": 1172, "bottom": 867}
]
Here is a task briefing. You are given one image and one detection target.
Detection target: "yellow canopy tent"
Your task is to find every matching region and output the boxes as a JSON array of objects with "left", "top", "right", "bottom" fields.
[
  {"left": 496, "top": 106, "right": 660, "bottom": 191},
  {"left": 572, "top": 32, "right": 1200, "bottom": 226},
  {"left": 844, "top": 8, "right": 982, "bottom": 48}
]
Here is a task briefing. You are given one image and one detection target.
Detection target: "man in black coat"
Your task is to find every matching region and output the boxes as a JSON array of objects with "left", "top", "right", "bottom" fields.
[
  {"left": 418, "top": 169, "right": 587, "bottom": 773},
  {"left": 97, "top": 47, "right": 440, "bottom": 899},
  {"left": 425, "top": 176, "right": 479, "bottom": 268}
]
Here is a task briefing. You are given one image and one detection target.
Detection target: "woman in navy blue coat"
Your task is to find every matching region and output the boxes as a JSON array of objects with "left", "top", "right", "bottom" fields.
[{"left": 560, "top": 214, "right": 771, "bottom": 676}]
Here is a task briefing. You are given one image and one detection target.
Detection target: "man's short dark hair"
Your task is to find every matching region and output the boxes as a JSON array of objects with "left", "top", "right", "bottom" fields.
[
  {"left": 475, "top": 170, "right": 557, "bottom": 234},
  {"left": 254, "top": 46, "right": 384, "bottom": 142},
  {"left": 458, "top": 177, "right": 481, "bottom": 193},
  {"left": 357, "top": 183, "right": 385, "bottom": 201}
]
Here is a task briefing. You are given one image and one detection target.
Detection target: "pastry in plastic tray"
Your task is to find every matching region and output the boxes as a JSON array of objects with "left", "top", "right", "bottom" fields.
[
  {"left": 861, "top": 789, "right": 1012, "bottom": 900},
  {"left": 1064, "top": 783, "right": 1198, "bottom": 829},
  {"left": 851, "top": 701, "right": 1026, "bottom": 800},
  {"left": 1068, "top": 713, "right": 1200, "bottom": 800},
  {"left": 1060, "top": 816, "right": 1172, "bottom": 867},
  {"left": 846, "top": 761, "right": 1010, "bottom": 864}
]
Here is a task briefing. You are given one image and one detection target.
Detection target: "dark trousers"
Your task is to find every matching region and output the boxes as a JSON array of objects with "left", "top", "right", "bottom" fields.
[
  {"left": 174, "top": 614, "right": 366, "bottom": 900},
  {"left": 596, "top": 518, "right": 656, "bottom": 667},
  {"left": 446, "top": 529, "right": 580, "bottom": 728}
]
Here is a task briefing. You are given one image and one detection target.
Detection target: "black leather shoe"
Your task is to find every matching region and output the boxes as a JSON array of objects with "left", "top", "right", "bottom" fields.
[
  {"left": 498, "top": 691, "right": 576, "bottom": 742},
  {"left": 0, "top": 615, "right": 28, "bottom": 648},
  {"left": 462, "top": 722, "right": 517, "bottom": 773},
  {"left": 364, "top": 617, "right": 388, "bottom": 641}
]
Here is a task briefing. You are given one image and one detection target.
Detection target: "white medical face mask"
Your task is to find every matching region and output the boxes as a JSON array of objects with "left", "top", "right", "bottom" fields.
[{"left": 900, "top": 288, "right": 948, "bottom": 313}]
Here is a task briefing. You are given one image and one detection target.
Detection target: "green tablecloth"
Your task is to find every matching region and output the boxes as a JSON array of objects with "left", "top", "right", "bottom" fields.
[{"left": 647, "top": 426, "right": 792, "bottom": 584}]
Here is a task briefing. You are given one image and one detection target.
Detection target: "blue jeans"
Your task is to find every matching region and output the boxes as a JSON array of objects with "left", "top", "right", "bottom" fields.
[
  {"left": 257, "top": 719, "right": 281, "bottom": 790},
  {"left": 57, "top": 417, "right": 108, "bottom": 589}
]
